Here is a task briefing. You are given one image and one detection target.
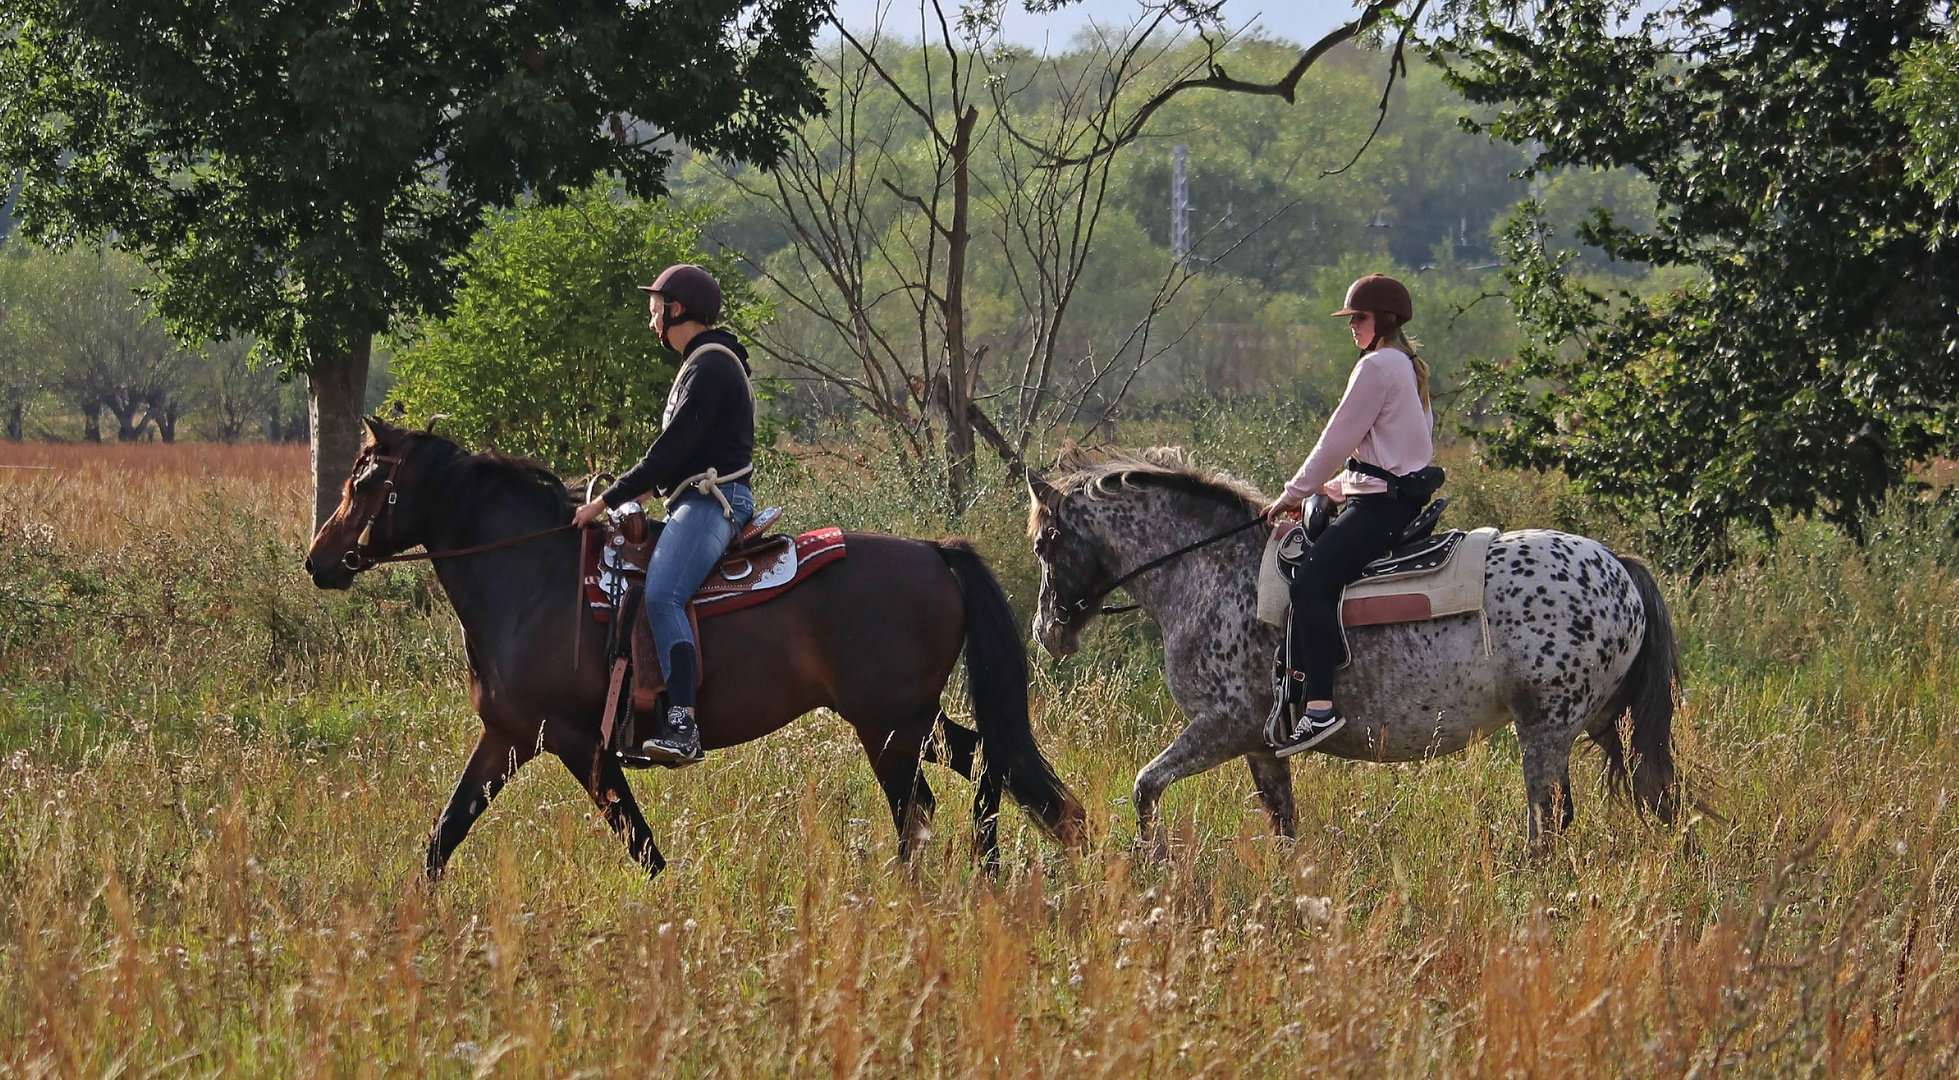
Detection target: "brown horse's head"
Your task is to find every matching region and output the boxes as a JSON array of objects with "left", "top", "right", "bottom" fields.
[{"left": 304, "top": 416, "right": 445, "bottom": 589}]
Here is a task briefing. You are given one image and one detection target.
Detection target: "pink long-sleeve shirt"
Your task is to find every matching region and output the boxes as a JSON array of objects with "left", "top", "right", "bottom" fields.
[{"left": 1280, "top": 347, "right": 1434, "bottom": 504}]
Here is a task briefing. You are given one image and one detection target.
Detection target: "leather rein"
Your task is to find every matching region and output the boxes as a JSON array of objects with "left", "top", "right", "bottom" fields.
[
  {"left": 1049, "top": 513, "right": 1267, "bottom": 625},
  {"left": 341, "top": 452, "right": 578, "bottom": 571}
]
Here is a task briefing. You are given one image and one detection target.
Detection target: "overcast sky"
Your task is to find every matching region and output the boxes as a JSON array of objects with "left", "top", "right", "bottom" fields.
[{"left": 824, "top": 0, "right": 1372, "bottom": 51}]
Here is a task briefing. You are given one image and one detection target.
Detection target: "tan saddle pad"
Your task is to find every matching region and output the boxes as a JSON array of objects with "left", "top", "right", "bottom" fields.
[{"left": 1258, "top": 524, "right": 1497, "bottom": 628}]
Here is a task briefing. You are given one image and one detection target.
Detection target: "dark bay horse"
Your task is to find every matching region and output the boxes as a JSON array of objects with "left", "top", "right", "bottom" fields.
[{"left": 304, "top": 418, "right": 1083, "bottom": 878}]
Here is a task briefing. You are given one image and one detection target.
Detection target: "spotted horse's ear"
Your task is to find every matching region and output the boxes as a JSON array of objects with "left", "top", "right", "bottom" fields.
[{"left": 1027, "top": 467, "right": 1064, "bottom": 511}]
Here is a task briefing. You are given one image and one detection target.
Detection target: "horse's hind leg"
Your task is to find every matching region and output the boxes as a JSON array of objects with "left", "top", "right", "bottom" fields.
[
  {"left": 428, "top": 727, "right": 536, "bottom": 881},
  {"left": 853, "top": 723, "right": 936, "bottom": 865},
  {"left": 554, "top": 734, "right": 666, "bottom": 877},
  {"left": 1518, "top": 723, "right": 1577, "bottom": 849},
  {"left": 1244, "top": 753, "right": 1297, "bottom": 838}
]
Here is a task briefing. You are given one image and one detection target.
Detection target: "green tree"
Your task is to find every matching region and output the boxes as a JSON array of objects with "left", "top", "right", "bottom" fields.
[
  {"left": 1880, "top": 24, "right": 1959, "bottom": 217},
  {"left": 1444, "top": 0, "right": 1959, "bottom": 563},
  {"left": 388, "top": 184, "right": 757, "bottom": 476},
  {"left": 0, "top": 0, "right": 826, "bottom": 529}
]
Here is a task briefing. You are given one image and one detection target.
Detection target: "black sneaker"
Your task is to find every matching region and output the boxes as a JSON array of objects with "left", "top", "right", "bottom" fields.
[
  {"left": 640, "top": 705, "right": 704, "bottom": 767},
  {"left": 1274, "top": 706, "right": 1346, "bottom": 759}
]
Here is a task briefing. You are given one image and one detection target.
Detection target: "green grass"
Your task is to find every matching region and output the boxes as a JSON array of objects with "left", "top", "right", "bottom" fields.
[{"left": 1, "top": 427, "right": 1955, "bottom": 1076}]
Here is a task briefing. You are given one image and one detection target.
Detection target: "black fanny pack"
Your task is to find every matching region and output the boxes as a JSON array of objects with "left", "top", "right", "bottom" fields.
[{"left": 1345, "top": 458, "right": 1445, "bottom": 505}]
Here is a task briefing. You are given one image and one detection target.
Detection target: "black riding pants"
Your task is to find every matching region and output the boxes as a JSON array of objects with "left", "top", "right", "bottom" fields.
[{"left": 1287, "top": 493, "right": 1419, "bottom": 701}]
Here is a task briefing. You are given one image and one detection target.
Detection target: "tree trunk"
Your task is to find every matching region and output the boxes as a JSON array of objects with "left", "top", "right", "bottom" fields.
[
  {"left": 941, "top": 104, "right": 980, "bottom": 509},
  {"left": 308, "top": 336, "right": 372, "bottom": 536},
  {"left": 82, "top": 400, "right": 101, "bottom": 443},
  {"left": 5, "top": 401, "right": 20, "bottom": 441},
  {"left": 157, "top": 399, "right": 177, "bottom": 444}
]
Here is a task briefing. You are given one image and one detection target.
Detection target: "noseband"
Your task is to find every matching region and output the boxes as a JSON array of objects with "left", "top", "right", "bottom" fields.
[{"left": 1040, "top": 513, "right": 1266, "bottom": 626}]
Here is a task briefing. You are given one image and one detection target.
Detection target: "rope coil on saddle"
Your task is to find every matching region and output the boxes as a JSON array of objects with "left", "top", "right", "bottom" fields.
[{"left": 665, "top": 463, "right": 753, "bottom": 521}]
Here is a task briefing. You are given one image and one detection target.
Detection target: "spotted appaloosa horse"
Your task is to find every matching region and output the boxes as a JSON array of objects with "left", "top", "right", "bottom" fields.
[{"left": 1027, "top": 448, "right": 1681, "bottom": 850}]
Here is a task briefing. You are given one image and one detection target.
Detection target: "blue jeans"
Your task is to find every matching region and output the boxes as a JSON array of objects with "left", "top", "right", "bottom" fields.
[{"left": 644, "top": 485, "right": 754, "bottom": 696}]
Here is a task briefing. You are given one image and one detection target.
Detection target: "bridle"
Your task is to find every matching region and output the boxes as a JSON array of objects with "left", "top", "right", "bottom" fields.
[
  {"left": 338, "top": 447, "right": 576, "bottom": 572},
  {"left": 1038, "top": 512, "right": 1266, "bottom": 626},
  {"left": 341, "top": 452, "right": 410, "bottom": 571}
]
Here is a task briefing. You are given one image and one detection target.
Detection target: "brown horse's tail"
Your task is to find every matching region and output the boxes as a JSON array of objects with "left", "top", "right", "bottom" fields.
[
  {"left": 937, "top": 540, "right": 1086, "bottom": 848},
  {"left": 1595, "top": 553, "right": 1680, "bottom": 823}
]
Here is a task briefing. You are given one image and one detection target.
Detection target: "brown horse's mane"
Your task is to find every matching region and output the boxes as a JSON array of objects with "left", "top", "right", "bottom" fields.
[
  {"left": 1038, "top": 446, "right": 1264, "bottom": 534},
  {"left": 396, "top": 430, "right": 576, "bottom": 515}
]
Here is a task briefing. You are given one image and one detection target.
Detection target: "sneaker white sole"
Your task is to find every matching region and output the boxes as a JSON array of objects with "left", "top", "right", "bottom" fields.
[
  {"left": 639, "top": 742, "right": 705, "bottom": 768},
  {"left": 1273, "top": 715, "right": 1346, "bottom": 758}
]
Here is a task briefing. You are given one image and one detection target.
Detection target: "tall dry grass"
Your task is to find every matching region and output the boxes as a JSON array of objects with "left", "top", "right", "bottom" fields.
[{"left": 1, "top": 432, "right": 1956, "bottom": 1076}]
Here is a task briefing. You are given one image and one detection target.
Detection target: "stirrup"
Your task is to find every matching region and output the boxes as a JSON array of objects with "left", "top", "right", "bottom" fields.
[{"left": 1264, "top": 666, "right": 1309, "bottom": 746}]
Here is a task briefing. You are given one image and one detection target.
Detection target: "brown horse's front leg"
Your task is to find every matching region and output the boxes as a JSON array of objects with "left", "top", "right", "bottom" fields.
[
  {"left": 555, "top": 736, "right": 666, "bottom": 877},
  {"left": 428, "top": 727, "right": 536, "bottom": 881}
]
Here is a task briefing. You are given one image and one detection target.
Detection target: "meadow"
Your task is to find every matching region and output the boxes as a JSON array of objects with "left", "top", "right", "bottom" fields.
[{"left": 1, "top": 422, "right": 1955, "bottom": 1076}]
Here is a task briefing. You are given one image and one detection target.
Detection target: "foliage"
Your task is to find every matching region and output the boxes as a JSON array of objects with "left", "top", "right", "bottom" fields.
[
  {"left": 0, "top": 0, "right": 826, "bottom": 371},
  {"left": 386, "top": 185, "right": 761, "bottom": 476},
  {"left": 1444, "top": 0, "right": 1959, "bottom": 565},
  {"left": 1879, "top": 23, "right": 1959, "bottom": 219}
]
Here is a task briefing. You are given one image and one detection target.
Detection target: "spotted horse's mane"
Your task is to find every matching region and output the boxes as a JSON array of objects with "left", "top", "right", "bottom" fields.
[{"left": 1031, "top": 445, "right": 1265, "bottom": 536}]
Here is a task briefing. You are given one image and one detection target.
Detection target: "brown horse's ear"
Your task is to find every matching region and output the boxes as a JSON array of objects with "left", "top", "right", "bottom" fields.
[
  {"left": 361, "top": 415, "right": 388, "bottom": 445},
  {"left": 1027, "top": 468, "right": 1063, "bottom": 510}
]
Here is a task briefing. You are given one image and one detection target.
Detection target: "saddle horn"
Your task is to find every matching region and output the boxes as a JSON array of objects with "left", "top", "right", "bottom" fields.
[{"left": 424, "top": 413, "right": 451, "bottom": 434}]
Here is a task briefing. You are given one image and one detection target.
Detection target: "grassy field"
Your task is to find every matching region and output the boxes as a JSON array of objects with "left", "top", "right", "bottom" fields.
[{"left": 1, "top": 428, "right": 1955, "bottom": 1076}]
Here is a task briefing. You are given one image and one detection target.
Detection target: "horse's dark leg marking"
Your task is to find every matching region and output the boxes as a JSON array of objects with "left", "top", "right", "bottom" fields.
[
  {"left": 427, "top": 727, "right": 535, "bottom": 880},
  {"left": 554, "top": 732, "right": 666, "bottom": 877},
  {"left": 1134, "top": 713, "right": 1254, "bottom": 857},
  {"left": 1243, "top": 753, "right": 1297, "bottom": 838},
  {"left": 854, "top": 723, "right": 936, "bottom": 865}
]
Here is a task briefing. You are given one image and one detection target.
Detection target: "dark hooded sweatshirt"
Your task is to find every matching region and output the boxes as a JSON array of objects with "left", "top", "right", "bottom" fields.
[{"left": 599, "top": 329, "right": 755, "bottom": 508}]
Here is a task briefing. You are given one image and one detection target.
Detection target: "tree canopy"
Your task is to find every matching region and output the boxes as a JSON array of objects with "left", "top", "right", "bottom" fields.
[
  {"left": 0, "top": 0, "right": 828, "bottom": 526},
  {"left": 1444, "top": 0, "right": 1959, "bottom": 563}
]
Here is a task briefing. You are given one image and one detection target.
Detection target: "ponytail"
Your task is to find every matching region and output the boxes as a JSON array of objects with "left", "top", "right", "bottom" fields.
[{"left": 1369, "top": 312, "right": 1429, "bottom": 414}]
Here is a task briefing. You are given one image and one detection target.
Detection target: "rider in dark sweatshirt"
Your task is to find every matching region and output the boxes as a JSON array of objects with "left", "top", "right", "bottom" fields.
[{"left": 572, "top": 264, "right": 755, "bottom": 766}]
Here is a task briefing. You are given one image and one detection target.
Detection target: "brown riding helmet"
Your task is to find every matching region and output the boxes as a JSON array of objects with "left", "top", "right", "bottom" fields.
[
  {"left": 1331, "top": 273, "right": 1413, "bottom": 324},
  {"left": 638, "top": 264, "right": 723, "bottom": 326}
]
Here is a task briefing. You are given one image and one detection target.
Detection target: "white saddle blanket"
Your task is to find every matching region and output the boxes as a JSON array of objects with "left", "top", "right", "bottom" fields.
[{"left": 1257, "top": 525, "right": 1497, "bottom": 628}]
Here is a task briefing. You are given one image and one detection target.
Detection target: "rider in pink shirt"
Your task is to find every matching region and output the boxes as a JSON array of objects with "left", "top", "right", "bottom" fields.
[{"left": 1260, "top": 274, "right": 1438, "bottom": 756}]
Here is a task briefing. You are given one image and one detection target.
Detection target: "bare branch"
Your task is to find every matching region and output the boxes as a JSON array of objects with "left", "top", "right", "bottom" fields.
[
  {"left": 1038, "top": 0, "right": 1403, "bottom": 168},
  {"left": 1321, "top": 0, "right": 1428, "bottom": 178}
]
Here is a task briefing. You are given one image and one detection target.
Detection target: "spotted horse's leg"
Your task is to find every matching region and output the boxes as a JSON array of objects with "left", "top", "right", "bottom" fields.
[
  {"left": 1244, "top": 752, "right": 1297, "bottom": 838},
  {"left": 1134, "top": 711, "right": 1259, "bottom": 861}
]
